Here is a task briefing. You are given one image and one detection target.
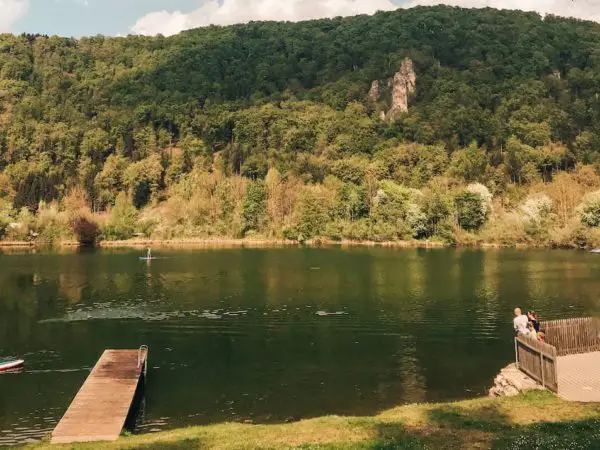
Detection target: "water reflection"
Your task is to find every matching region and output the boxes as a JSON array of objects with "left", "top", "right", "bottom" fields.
[{"left": 1, "top": 248, "right": 600, "bottom": 445}]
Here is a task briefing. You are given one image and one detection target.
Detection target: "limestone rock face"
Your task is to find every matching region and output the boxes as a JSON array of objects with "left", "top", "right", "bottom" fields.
[
  {"left": 368, "top": 80, "right": 380, "bottom": 104},
  {"left": 368, "top": 57, "right": 416, "bottom": 121},
  {"left": 390, "top": 57, "right": 416, "bottom": 116}
]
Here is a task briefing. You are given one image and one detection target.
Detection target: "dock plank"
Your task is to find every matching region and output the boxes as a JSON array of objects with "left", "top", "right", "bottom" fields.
[
  {"left": 51, "top": 349, "right": 146, "bottom": 444},
  {"left": 557, "top": 352, "right": 600, "bottom": 402}
]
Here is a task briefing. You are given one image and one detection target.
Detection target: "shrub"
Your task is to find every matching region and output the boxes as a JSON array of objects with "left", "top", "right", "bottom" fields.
[
  {"left": 6, "top": 207, "right": 37, "bottom": 241},
  {"left": 578, "top": 190, "right": 600, "bottom": 227},
  {"left": 368, "top": 220, "right": 398, "bottom": 242},
  {"left": 102, "top": 193, "right": 138, "bottom": 240},
  {"left": 520, "top": 194, "right": 553, "bottom": 224},
  {"left": 37, "top": 203, "right": 69, "bottom": 243},
  {"left": 136, "top": 216, "right": 159, "bottom": 238},
  {"left": 0, "top": 215, "right": 8, "bottom": 239},
  {"left": 455, "top": 191, "right": 489, "bottom": 231},
  {"left": 406, "top": 203, "right": 428, "bottom": 239},
  {"left": 71, "top": 215, "right": 100, "bottom": 246}
]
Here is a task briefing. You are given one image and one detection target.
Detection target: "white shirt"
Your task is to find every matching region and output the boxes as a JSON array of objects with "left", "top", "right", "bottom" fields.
[{"left": 513, "top": 315, "right": 529, "bottom": 335}]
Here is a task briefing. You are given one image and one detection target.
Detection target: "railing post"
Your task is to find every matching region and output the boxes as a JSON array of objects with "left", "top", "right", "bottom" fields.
[
  {"left": 540, "top": 352, "right": 545, "bottom": 388},
  {"left": 515, "top": 338, "right": 519, "bottom": 369}
]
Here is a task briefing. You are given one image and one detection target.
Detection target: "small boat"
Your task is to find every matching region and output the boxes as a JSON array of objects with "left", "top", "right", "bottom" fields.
[
  {"left": 590, "top": 249, "right": 600, "bottom": 254},
  {"left": 0, "top": 359, "right": 24, "bottom": 372}
]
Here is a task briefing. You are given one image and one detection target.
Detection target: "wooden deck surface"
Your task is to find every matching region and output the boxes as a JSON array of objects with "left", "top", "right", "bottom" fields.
[
  {"left": 557, "top": 352, "right": 600, "bottom": 402},
  {"left": 51, "top": 349, "right": 146, "bottom": 444}
]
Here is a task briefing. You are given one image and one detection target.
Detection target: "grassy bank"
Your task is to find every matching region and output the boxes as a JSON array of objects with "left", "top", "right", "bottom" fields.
[{"left": 26, "top": 392, "right": 600, "bottom": 450}]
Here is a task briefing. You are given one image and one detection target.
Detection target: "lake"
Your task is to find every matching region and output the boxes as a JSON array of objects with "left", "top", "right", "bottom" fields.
[{"left": 1, "top": 248, "right": 599, "bottom": 445}]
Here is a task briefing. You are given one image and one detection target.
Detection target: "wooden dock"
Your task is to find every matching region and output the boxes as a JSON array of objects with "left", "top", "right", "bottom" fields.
[
  {"left": 516, "top": 318, "right": 600, "bottom": 402},
  {"left": 51, "top": 348, "right": 148, "bottom": 444},
  {"left": 558, "top": 352, "right": 600, "bottom": 402}
]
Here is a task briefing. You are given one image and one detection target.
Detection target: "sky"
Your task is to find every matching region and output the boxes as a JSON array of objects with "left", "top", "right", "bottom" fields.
[{"left": 1, "top": 0, "right": 599, "bottom": 38}]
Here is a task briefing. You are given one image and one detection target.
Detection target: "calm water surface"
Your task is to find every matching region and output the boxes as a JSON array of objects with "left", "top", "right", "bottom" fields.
[{"left": 1, "top": 248, "right": 599, "bottom": 445}]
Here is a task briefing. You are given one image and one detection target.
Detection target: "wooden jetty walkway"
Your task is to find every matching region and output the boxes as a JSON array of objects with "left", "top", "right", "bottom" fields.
[
  {"left": 516, "top": 318, "right": 600, "bottom": 402},
  {"left": 51, "top": 347, "right": 148, "bottom": 444},
  {"left": 557, "top": 351, "right": 600, "bottom": 402}
]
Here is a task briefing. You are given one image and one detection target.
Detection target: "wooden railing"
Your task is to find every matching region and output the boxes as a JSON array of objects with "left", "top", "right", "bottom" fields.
[
  {"left": 541, "top": 317, "right": 600, "bottom": 356},
  {"left": 515, "top": 336, "right": 558, "bottom": 393}
]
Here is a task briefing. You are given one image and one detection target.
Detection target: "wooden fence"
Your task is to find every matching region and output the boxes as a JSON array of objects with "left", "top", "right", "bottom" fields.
[
  {"left": 541, "top": 317, "right": 600, "bottom": 356},
  {"left": 515, "top": 336, "right": 558, "bottom": 393}
]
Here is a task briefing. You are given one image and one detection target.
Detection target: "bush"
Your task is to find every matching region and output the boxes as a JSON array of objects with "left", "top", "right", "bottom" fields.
[
  {"left": 71, "top": 215, "right": 100, "bottom": 246},
  {"left": 36, "top": 203, "right": 69, "bottom": 243},
  {"left": 0, "top": 216, "right": 8, "bottom": 239},
  {"left": 578, "top": 190, "right": 600, "bottom": 228},
  {"left": 102, "top": 193, "right": 138, "bottom": 240},
  {"left": 136, "top": 217, "right": 159, "bottom": 238},
  {"left": 455, "top": 191, "right": 488, "bottom": 231},
  {"left": 406, "top": 203, "right": 428, "bottom": 239},
  {"left": 520, "top": 194, "right": 553, "bottom": 224},
  {"left": 6, "top": 207, "right": 37, "bottom": 241}
]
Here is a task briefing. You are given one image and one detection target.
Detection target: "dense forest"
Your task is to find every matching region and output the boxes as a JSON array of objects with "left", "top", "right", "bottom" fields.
[{"left": 1, "top": 5, "right": 600, "bottom": 247}]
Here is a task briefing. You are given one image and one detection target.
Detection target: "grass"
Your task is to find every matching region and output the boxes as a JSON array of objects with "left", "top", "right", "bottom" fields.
[{"left": 25, "top": 391, "right": 600, "bottom": 450}]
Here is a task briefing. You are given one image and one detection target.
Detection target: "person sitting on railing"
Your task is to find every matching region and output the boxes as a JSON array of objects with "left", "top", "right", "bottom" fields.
[
  {"left": 527, "top": 311, "right": 540, "bottom": 333},
  {"left": 513, "top": 308, "right": 530, "bottom": 336},
  {"left": 537, "top": 331, "right": 546, "bottom": 343}
]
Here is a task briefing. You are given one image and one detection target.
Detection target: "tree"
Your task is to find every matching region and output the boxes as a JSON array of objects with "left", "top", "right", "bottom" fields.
[
  {"left": 124, "top": 155, "right": 164, "bottom": 208},
  {"left": 291, "top": 186, "right": 331, "bottom": 240},
  {"left": 94, "top": 155, "right": 129, "bottom": 209},
  {"left": 331, "top": 157, "right": 368, "bottom": 185},
  {"left": 371, "top": 180, "right": 422, "bottom": 238},
  {"left": 241, "top": 155, "right": 268, "bottom": 180},
  {"left": 102, "top": 193, "right": 138, "bottom": 240},
  {"left": 243, "top": 181, "right": 268, "bottom": 234},
  {"left": 449, "top": 143, "right": 487, "bottom": 182}
]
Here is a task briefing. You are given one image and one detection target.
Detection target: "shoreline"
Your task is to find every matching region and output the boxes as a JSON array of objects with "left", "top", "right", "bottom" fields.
[
  {"left": 97, "top": 238, "right": 449, "bottom": 249},
  {"left": 26, "top": 391, "right": 600, "bottom": 449},
  {"left": 0, "top": 238, "right": 584, "bottom": 250},
  {"left": 0, "top": 238, "right": 449, "bottom": 250}
]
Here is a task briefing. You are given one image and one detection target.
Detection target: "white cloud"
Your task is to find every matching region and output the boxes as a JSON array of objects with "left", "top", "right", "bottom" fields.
[
  {"left": 132, "top": 0, "right": 600, "bottom": 37},
  {"left": 0, "top": 0, "right": 29, "bottom": 33},
  {"left": 132, "top": 0, "right": 398, "bottom": 36},
  {"left": 406, "top": 0, "right": 600, "bottom": 23}
]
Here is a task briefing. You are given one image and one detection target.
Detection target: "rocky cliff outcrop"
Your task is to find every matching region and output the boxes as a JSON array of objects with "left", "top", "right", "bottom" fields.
[
  {"left": 390, "top": 57, "right": 416, "bottom": 116},
  {"left": 368, "top": 57, "right": 416, "bottom": 120},
  {"left": 368, "top": 80, "right": 380, "bottom": 105}
]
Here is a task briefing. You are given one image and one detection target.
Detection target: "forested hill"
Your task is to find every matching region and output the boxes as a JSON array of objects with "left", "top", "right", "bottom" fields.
[{"left": 1, "top": 6, "right": 600, "bottom": 247}]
